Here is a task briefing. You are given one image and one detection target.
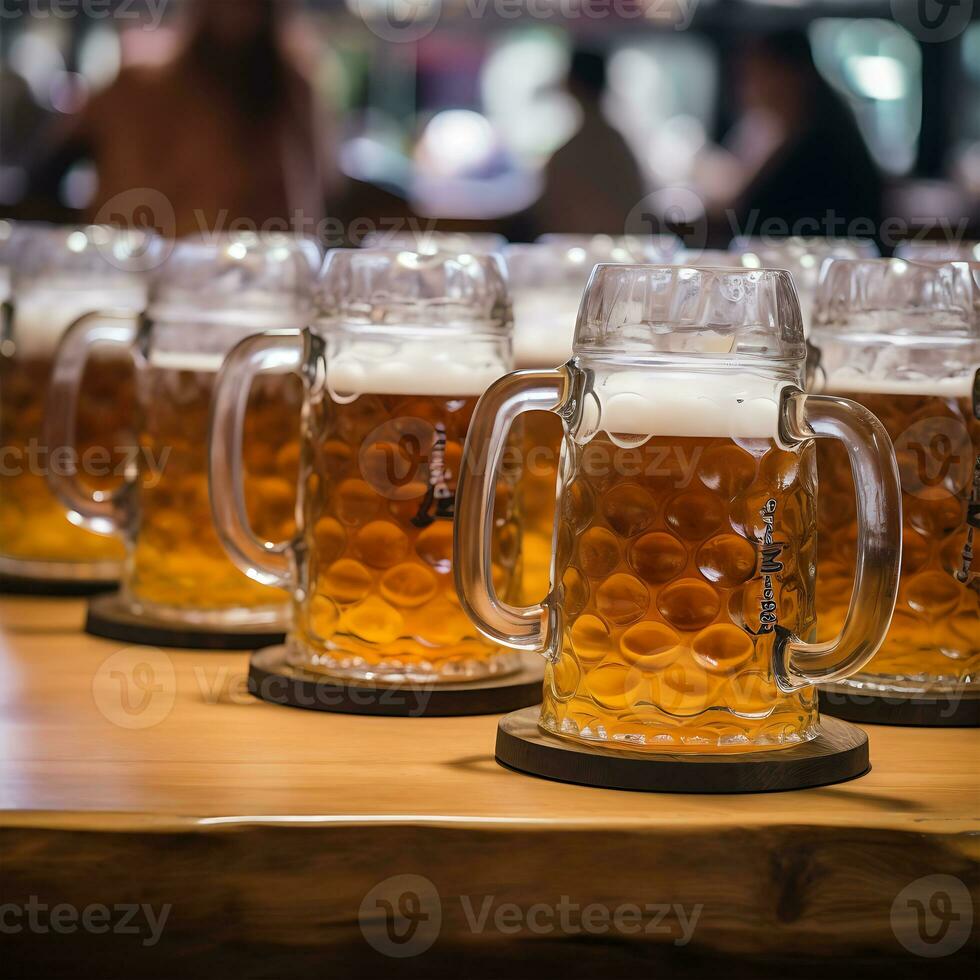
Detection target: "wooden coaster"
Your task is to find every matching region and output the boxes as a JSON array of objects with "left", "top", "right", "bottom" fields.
[
  {"left": 495, "top": 707, "right": 870, "bottom": 794},
  {"left": 0, "top": 571, "right": 117, "bottom": 597},
  {"left": 85, "top": 592, "right": 287, "bottom": 651},
  {"left": 248, "top": 644, "right": 545, "bottom": 717},
  {"left": 819, "top": 683, "right": 980, "bottom": 727}
]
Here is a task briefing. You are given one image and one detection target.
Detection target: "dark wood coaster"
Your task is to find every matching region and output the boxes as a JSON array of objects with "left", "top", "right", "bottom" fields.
[
  {"left": 0, "top": 571, "right": 117, "bottom": 597},
  {"left": 495, "top": 707, "right": 870, "bottom": 794},
  {"left": 819, "top": 683, "right": 980, "bottom": 727},
  {"left": 248, "top": 644, "right": 545, "bottom": 717},
  {"left": 85, "top": 592, "right": 287, "bottom": 650}
]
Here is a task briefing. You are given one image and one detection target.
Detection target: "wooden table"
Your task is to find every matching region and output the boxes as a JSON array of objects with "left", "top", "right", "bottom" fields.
[{"left": 1, "top": 596, "right": 977, "bottom": 978}]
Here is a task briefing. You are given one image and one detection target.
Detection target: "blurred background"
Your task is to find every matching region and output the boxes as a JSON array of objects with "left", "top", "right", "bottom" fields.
[{"left": 1, "top": 0, "right": 977, "bottom": 250}]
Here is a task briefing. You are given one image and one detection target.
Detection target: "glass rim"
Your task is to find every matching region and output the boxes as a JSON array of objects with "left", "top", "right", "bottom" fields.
[
  {"left": 572, "top": 263, "right": 806, "bottom": 361},
  {"left": 315, "top": 247, "right": 512, "bottom": 332}
]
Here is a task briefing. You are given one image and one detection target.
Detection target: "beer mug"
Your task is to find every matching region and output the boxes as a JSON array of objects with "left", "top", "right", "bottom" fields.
[
  {"left": 0, "top": 224, "right": 157, "bottom": 584},
  {"left": 209, "top": 248, "right": 520, "bottom": 681},
  {"left": 812, "top": 258, "right": 980, "bottom": 693},
  {"left": 731, "top": 237, "right": 878, "bottom": 332},
  {"left": 456, "top": 265, "right": 902, "bottom": 751},
  {"left": 894, "top": 241, "right": 980, "bottom": 262},
  {"left": 505, "top": 240, "right": 644, "bottom": 603},
  {"left": 45, "top": 233, "right": 316, "bottom": 624}
]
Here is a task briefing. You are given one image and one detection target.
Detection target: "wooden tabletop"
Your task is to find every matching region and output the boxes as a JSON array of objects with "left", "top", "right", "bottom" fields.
[{"left": 1, "top": 595, "right": 977, "bottom": 978}]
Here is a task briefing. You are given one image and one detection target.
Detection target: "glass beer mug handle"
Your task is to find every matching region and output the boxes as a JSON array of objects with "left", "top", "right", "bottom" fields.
[
  {"left": 454, "top": 369, "right": 567, "bottom": 652},
  {"left": 44, "top": 309, "right": 139, "bottom": 536},
  {"left": 208, "top": 330, "right": 304, "bottom": 590},
  {"left": 777, "top": 390, "right": 902, "bottom": 690}
]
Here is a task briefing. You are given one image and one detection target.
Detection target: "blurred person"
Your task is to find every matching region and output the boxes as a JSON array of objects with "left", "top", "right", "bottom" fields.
[
  {"left": 532, "top": 48, "right": 646, "bottom": 237},
  {"left": 723, "top": 30, "right": 883, "bottom": 244},
  {"left": 25, "top": 0, "right": 338, "bottom": 237}
]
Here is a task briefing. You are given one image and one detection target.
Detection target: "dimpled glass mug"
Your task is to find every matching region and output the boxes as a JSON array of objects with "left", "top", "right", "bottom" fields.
[
  {"left": 455, "top": 265, "right": 902, "bottom": 752},
  {"left": 209, "top": 249, "right": 521, "bottom": 682},
  {"left": 812, "top": 258, "right": 980, "bottom": 694},
  {"left": 1, "top": 224, "right": 158, "bottom": 585},
  {"left": 45, "top": 233, "right": 318, "bottom": 625},
  {"left": 504, "top": 240, "right": 645, "bottom": 604},
  {"left": 730, "top": 237, "right": 878, "bottom": 333}
]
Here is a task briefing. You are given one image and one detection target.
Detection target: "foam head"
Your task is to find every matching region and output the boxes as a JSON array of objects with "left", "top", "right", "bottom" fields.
[
  {"left": 316, "top": 248, "right": 512, "bottom": 397},
  {"left": 811, "top": 258, "right": 979, "bottom": 396},
  {"left": 570, "top": 265, "right": 802, "bottom": 442},
  {"left": 12, "top": 283, "right": 148, "bottom": 359}
]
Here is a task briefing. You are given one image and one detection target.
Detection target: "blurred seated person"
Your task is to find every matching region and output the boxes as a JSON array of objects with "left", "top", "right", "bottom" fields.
[
  {"left": 26, "top": 0, "right": 339, "bottom": 237},
  {"left": 532, "top": 48, "right": 646, "bottom": 236},
  {"left": 721, "top": 30, "right": 883, "bottom": 241}
]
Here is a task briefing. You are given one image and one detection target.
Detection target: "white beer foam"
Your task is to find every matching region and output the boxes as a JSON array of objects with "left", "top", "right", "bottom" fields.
[
  {"left": 327, "top": 338, "right": 509, "bottom": 397},
  {"left": 147, "top": 309, "right": 310, "bottom": 373},
  {"left": 148, "top": 350, "right": 226, "bottom": 373},
  {"left": 12, "top": 284, "right": 146, "bottom": 359},
  {"left": 512, "top": 291, "right": 580, "bottom": 369},
  {"left": 148, "top": 305, "right": 307, "bottom": 331},
  {"left": 579, "top": 371, "right": 787, "bottom": 442},
  {"left": 823, "top": 372, "right": 974, "bottom": 398}
]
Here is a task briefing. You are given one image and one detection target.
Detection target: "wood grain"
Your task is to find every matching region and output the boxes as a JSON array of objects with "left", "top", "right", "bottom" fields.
[{"left": 0, "top": 596, "right": 978, "bottom": 978}]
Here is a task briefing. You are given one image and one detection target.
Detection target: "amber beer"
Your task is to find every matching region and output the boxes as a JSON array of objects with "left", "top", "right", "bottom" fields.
[
  {"left": 817, "top": 386, "right": 979, "bottom": 684},
  {"left": 0, "top": 291, "right": 134, "bottom": 569},
  {"left": 507, "top": 272, "right": 583, "bottom": 603},
  {"left": 129, "top": 352, "right": 301, "bottom": 614},
  {"left": 294, "top": 389, "right": 520, "bottom": 680},
  {"left": 544, "top": 420, "right": 818, "bottom": 750}
]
